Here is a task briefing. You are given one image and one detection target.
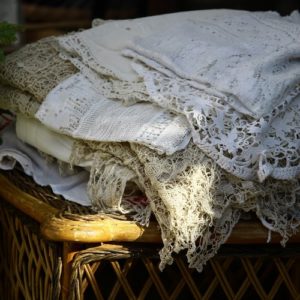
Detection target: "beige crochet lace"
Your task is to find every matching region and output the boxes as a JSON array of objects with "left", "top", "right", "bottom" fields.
[
  {"left": 71, "top": 140, "right": 300, "bottom": 271},
  {"left": 0, "top": 37, "right": 77, "bottom": 102},
  {"left": 0, "top": 83, "right": 39, "bottom": 117}
]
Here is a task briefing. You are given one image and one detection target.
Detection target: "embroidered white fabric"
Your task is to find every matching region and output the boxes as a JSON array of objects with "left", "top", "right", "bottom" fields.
[
  {"left": 36, "top": 73, "right": 192, "bottom": 155},
  {"left": 55, "top": 11, "right": 201, "bottom": 82},
  {"left": 56, "top": 10, "right": 300, "bottom": 117}
]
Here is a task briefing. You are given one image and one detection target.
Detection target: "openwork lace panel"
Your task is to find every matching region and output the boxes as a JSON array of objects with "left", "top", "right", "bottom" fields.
[{"left": 130, "top": 62, "right": 300, "bottom": 181}]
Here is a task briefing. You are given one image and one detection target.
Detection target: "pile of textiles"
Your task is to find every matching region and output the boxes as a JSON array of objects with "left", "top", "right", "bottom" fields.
[{"left": 0, "top": 9, "right": 300, "bottom": 272}]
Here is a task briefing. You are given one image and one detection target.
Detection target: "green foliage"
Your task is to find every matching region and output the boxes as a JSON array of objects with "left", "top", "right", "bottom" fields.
[{"left": 0, "top": 22, "right": 23, "bottom": 62}]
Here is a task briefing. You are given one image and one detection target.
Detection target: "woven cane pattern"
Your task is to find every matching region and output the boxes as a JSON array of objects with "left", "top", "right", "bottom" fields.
[
  {"left": 0, "top": 201, "right": 62, "bottom": 300},
  {"left": 69, "top": 244, "right": 300, "bottom": 300}
]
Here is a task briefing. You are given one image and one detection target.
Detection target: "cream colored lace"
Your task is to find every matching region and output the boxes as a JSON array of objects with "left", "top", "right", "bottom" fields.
[
  {"left": 71, "top": 140, "right": 300, "bottom": 271},
  {"left": 131, "top": 63, "right": 300, "bottom": 181}
]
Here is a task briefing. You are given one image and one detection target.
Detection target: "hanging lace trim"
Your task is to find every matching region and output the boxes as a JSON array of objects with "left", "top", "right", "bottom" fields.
[{"left": 72, "top": 139, "right": 300, "bottom": 272}]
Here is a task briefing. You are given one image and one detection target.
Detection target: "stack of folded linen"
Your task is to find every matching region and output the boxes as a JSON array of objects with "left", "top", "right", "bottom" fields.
[{"left": 0, "top": 9, "right": 299, "bottom": 271}]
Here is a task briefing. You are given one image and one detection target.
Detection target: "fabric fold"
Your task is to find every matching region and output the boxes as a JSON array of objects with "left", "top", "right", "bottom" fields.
[{"left": 35, "top": 73, "right": 192, "bottom": 155}]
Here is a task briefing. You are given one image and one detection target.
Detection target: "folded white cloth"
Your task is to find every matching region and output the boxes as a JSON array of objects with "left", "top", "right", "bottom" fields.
[
  {"left": 36, "top": 73, "right": 192, "bottom": 155},
  {"left": 0, "top": 123, "right": 91, "bottom": 206},
  {"left": 126, "top": 10, "right": 300, "bottom": 118},
  {"left": 56, "top": 11, "right": 204, "bottom": 82}
]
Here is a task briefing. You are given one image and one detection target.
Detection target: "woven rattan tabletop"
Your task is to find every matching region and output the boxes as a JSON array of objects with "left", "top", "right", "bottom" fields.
[{"left": 1, "top": 169, "right": 300, "bottom": 245}]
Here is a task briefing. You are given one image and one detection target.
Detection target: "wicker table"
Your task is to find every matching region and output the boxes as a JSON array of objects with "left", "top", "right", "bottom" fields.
[{"left": 0, "top": 169, "right": 300, "bottom": 300}]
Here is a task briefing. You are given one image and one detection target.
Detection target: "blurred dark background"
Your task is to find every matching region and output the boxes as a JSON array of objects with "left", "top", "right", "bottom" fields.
[{"left": 2, "top": 0, "right": 300, "bottom": 43}]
